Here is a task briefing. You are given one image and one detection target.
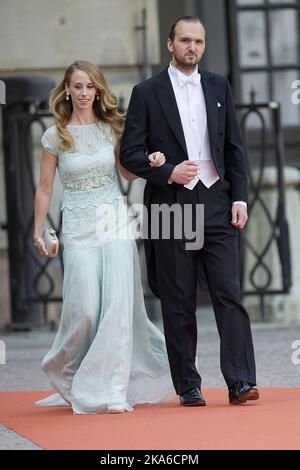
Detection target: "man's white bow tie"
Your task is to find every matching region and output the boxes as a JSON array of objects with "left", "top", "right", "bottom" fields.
[{"left": 178, "top": 74, "right": 200, "bottom": 87}]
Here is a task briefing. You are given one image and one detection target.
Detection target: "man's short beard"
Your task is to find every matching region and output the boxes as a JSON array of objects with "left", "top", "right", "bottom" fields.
[{"left": 174, "top": 55, "right": 200, "bottom": 70}]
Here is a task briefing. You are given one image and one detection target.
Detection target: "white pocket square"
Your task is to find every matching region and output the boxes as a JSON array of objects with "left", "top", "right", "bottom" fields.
[{"left": 217, "top": 102, "right": 222, "bottom": 108}]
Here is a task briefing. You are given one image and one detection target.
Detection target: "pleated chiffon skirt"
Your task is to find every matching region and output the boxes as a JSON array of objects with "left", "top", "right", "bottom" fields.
[{"left": 36, "top": 186, "right": 174, "bottom": 414}]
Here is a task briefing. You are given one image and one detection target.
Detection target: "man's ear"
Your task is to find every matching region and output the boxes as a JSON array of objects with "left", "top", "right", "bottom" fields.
[{"left": 167, "top": 38, "right": 173, "bottom": 54}]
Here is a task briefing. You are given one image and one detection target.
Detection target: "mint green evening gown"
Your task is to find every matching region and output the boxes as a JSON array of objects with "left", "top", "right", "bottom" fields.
[{"left": 35, "top": 122, "right": 174, "bottom": 414}]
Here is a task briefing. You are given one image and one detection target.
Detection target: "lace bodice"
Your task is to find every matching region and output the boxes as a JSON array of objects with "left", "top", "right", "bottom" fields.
[
  {"left": 41, "top": 123, "right": 117, "bottom": 192},
  {"left": 41, "top": 122, "right": 125, "bottom": 238}
]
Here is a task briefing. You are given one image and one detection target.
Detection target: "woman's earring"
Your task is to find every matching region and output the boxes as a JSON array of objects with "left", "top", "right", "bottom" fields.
[
  {"left": 66, "top": 94, "right": 70, "bottom": 101},
  {"left": 96, "top": 95, "right": 100, "bottom": 101}
]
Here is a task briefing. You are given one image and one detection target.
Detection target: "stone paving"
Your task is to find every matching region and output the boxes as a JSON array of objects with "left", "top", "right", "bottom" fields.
[{"left": 1, "top": 313, "right": 300, "bottom": 449}]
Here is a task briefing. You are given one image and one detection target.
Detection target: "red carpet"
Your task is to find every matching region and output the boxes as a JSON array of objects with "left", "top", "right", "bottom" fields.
[{"left": 0, "top": 389, "right": 299, "bottom": 450}]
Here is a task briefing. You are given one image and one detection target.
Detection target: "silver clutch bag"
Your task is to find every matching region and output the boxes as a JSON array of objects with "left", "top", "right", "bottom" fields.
[{"left": 44, "top": 228, "right": 59, "bottom": 257}]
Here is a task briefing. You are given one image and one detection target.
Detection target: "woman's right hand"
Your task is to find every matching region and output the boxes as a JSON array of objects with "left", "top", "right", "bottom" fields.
[
  {"left": 33, "top": 236, "right": 48, "bottom": 256},
  {"left": 148, "top": 151, "right": 166, "bottom": 167}
]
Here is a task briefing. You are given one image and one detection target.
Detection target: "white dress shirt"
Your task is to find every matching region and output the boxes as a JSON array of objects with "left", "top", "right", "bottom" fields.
[
  {"left": 168, "top": 63, "right": 246, "bottom": 207},
  {"left": 168, "top": 63, "right": 219, "bottom": 190}
]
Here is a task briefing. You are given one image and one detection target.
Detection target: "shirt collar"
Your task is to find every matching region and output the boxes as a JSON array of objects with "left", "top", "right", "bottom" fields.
[{"left": 168, "top": 62, "right": 201, "bottom": 84}]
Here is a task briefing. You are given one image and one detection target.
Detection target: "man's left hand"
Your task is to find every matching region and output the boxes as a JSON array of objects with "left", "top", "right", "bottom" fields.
[{"left": 231, "top": 204, "right": 248, "bottom": 230}]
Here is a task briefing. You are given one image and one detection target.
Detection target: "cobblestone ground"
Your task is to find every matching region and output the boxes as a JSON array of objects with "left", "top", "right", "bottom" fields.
[{"left": 1, "top": 318, "right": 300, "bottom": 449}]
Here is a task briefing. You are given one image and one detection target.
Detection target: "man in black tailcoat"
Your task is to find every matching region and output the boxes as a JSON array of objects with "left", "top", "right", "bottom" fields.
[{"left": 121, "top": 16, "right": 259, "bottom": 406}]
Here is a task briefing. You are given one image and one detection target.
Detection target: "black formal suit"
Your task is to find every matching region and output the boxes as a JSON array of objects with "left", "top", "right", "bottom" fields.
[{"left": 120, "top": 67, "right": 256, "bottom": 396}]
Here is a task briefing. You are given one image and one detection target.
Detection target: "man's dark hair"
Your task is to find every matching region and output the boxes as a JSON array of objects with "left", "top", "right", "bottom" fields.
[{"left": 169, "top": 16, "right": 204, "bottom": 41}]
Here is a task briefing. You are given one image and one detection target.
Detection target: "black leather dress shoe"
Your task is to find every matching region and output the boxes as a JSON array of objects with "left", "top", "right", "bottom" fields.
[
  {"left": 180, "top": 387, "right": 206, "bottom": 406},
  {"left": 229, "top": 381, "right": 259, "bottom": 405}
]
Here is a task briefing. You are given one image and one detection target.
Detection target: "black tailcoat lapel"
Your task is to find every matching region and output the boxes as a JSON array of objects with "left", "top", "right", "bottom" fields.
[{"left": 155, "top": 69, "right": 188, "bottom": 157}]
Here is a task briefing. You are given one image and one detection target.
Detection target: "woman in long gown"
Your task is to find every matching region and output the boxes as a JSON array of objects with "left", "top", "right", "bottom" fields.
[{"left": 33, "top": 60, "right": 174, "bottom": 414}]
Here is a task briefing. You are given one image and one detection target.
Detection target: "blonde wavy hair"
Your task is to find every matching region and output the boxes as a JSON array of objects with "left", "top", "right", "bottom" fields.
[{"left": 49, "top": 60, "right": 124, "bottom": 152}]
